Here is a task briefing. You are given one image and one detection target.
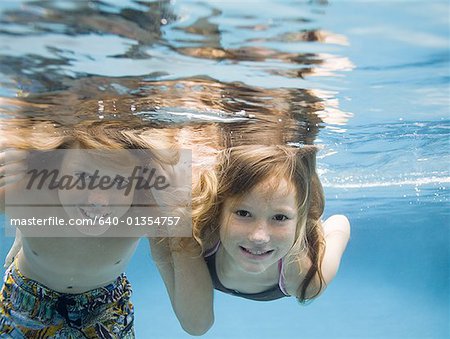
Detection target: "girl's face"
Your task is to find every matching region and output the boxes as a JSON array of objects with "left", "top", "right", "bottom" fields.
[{"left": 219, "top": 177, "right": 299, "bottom": 274}]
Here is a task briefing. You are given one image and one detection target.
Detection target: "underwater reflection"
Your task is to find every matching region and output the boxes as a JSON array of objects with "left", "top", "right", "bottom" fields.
[
  {"left": 0, "top": 0, "right": 352, "bottom": 145},
  {"left": 0, "top": 74, "right": 351, "bottom": 146}
]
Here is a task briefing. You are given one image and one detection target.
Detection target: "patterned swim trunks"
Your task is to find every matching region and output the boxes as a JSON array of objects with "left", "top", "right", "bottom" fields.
[{"left": 0, "top": 261, "right": 134, "bottom": 338}]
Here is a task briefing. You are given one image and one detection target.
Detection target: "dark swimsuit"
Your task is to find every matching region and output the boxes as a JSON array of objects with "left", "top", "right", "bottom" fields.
[{"left": 204, "top": 243, "right": 289, "bottom": 301}]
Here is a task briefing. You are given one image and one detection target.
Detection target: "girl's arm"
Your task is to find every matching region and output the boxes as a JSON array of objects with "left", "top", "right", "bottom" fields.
[
  {"left": 148, "top": 237, "right": 214, "bottom": 336},
  {"left": 285, "top": 214, "right": 350, "bottom": 298},
  {"left": 320, "top": 214, "right": 351, "bottom": 284}
]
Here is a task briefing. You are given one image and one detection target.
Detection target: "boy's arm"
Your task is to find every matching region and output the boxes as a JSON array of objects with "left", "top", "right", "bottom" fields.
[
  {"left": 148, "top": 238, "right": 214, "bottom": 336},
  {"left": 1, "top": 149, "right": 27, "bottom": 268},
  {"left": 285, "top": 214, "right": 350, "bottom": 298},
  {"left": 4, "top": 228, "right": 22, "bottom": 268}
]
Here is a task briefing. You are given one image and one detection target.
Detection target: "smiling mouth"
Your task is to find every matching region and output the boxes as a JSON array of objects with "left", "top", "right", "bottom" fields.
[
  {"left": 79, "top": 207, "right": 111, "bottom": 220},
  {"left": 239, "top": 246, "right": 274, "bottom": 257}
]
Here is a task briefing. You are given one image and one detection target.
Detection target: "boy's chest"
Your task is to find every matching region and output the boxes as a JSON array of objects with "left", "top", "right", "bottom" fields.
[{"left": 18, "top": 236, "right": 140, "bottom": 293}]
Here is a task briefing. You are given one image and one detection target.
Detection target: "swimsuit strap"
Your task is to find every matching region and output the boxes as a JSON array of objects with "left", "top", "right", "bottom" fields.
[
  {"left": 204, "top": 241, "right": 221, "bottom": 258},
  {"left": 278, "top": 258, "right": 289, "bottom": 296}
]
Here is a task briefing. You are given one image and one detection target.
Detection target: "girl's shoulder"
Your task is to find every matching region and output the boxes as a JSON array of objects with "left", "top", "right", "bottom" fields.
[{"left": 323, "top": 214, "right": 351, "bottom": 237}]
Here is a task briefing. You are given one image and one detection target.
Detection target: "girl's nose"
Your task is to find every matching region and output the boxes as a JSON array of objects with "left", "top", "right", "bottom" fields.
[
  {"left": 248, "top": 223, "right": 270, "bottom": 244},
  {"left": 87, "top": 189, "right": 109, "bottom": 206}
]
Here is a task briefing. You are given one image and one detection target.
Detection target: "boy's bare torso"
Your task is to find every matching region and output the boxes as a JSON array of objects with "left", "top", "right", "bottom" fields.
[
  {"left": 9, "top": 173, "right": 141, "bottom": 294},
  {"left": 17, "top": 237, "right": 140, "bottom": 293}
]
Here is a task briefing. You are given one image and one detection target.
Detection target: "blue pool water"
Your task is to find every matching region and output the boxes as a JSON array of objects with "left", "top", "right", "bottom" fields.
[{"left": 1, "top": 0, "right": 449, "bottom": 338}]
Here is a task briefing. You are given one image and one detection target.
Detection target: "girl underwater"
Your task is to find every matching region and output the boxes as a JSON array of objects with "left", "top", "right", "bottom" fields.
[
  {"left": 192, "top": 144, "right": 350, "bottom": 303},
  {"left": 153, "top": 144, "right": 350, "bottom": 335}
]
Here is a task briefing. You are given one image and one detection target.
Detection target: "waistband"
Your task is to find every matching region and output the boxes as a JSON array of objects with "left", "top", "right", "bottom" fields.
[{"left": 2, "top": 260, "right": 132, "bottom": 323}]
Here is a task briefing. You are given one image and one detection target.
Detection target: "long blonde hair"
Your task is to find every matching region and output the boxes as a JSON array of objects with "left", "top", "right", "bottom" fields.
[{"left": 193, "top": 144, "right": 325, "bottom": 302}]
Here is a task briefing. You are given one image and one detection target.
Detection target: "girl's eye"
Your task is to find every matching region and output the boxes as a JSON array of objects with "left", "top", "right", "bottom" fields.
[
  {"left": 235, "top": 210, "right": 251, "bottom": 217},
  {"left": 273, "top": 214, "right": 289, "bottom": 222}
]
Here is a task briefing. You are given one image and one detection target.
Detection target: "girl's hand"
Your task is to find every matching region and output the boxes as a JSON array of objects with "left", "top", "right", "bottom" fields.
[
  {"left": 1, "top": 149, "right": 28, "bottom": 213},
  {"left": 149, "top": 153, "right": 192, "bottom": 237},
  {"left": 150, "top": 153, "right": 191, "bottom": 207},
  {"left": 0, "top": 149, "right": 28, "bottom": 188}
]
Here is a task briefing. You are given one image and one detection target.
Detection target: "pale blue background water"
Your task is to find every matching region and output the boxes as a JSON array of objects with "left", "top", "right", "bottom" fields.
[{"left": 1, "top": 0, "right": 449, "bottom": 338}]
